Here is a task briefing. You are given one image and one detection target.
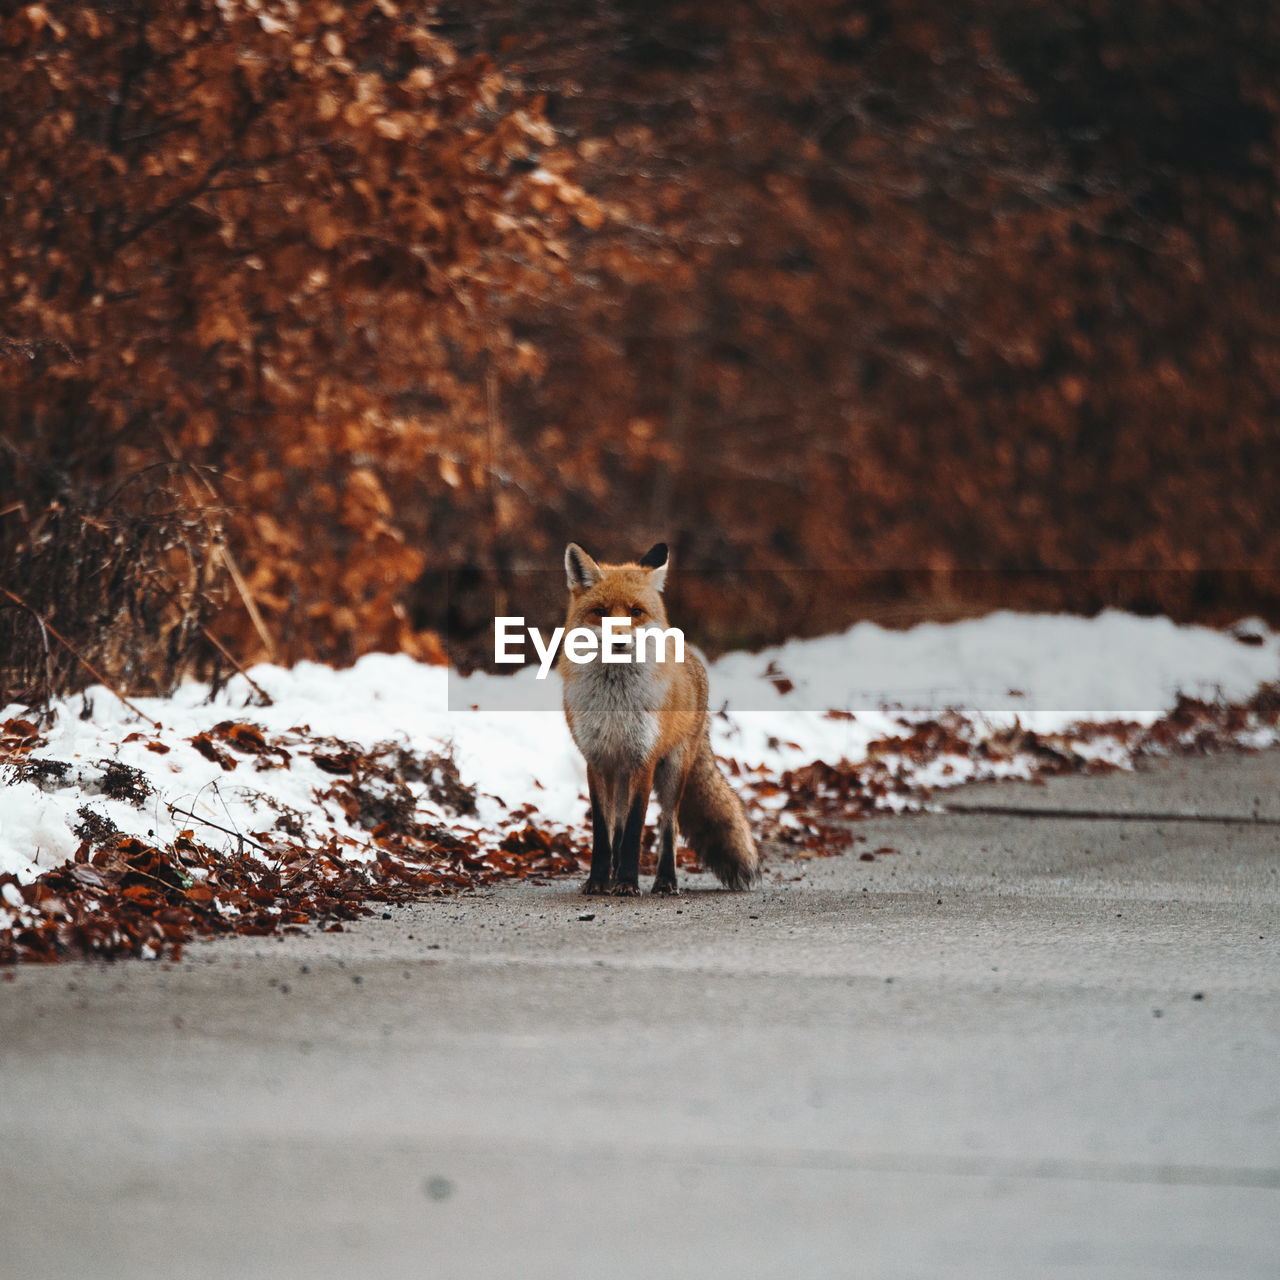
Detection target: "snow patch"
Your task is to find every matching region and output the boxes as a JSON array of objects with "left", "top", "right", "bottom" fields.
[{"left": 2, "top": 610, "right": 1277, "bottom": 883}]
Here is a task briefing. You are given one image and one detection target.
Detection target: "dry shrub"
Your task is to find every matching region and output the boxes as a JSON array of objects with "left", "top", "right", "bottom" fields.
[{"left": 0, "top": 455, "right": 228, "bottom": 703}]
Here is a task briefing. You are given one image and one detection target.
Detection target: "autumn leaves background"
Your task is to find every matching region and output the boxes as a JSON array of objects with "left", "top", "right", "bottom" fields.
[{"left": 3, "top": 1, "right": 1278, "bottom": 703}]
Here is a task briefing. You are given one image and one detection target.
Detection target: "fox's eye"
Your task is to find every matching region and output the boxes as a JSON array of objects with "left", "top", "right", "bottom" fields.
[
  {"left": 629, "top": 605, "right": 644, "bottom": 619},
  {"left": 588, "top": 606, "right": 604, "bottom": 619}
]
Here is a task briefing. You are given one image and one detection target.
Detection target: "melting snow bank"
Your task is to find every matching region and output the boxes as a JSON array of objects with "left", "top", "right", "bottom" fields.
[{"left": 2, "top": 610, "right": 1277, "bottom": 894}]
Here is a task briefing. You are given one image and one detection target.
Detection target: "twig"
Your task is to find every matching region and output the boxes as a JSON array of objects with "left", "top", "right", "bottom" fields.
[
  {"left": 200, "top": 625, "right": 273, "bottom": 705},
  {"left": 155, "top": 428, "right": 279, "bottom": 662},
  {"left": 0, "top": 586, "right": 162, "bottom": 728},
  {"left": 166, "top": 801, "right": 273, "bottom": 856},
  {"left": 210, "top": 779, "right": 247, "bottom": 854},
  {"left": 216, "top": 542, "right": 278, "bottom": 662},
  {"left": 0, "top": 335, "right": 78, "bottom": 364}
]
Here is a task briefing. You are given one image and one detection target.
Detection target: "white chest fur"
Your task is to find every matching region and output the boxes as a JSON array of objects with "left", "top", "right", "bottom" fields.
[{"left": 563, "top": 660, "right": 663, "bottom": 771}]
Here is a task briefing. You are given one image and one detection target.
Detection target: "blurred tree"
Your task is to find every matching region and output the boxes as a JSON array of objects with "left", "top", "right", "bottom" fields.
[
  {"left": 4, "top": 0, "right": 1279, "bottom": 695},
  {"left": 440, "top": 0, "right": 1280, "bottom": 645}
]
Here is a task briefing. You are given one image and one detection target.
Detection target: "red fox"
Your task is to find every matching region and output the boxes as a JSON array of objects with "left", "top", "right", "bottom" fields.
[{"left": 561, "top": 542, "right": 760, "bottom": 896}]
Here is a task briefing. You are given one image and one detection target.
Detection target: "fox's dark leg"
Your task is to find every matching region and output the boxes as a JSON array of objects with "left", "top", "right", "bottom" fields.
[
  {"left": 653, "top": 820, "right": 678, "bottom": 895},
  {"left": 607, "top": 773, "right": 628, "bottom": 881},
  {"left": 582, "top": 766, "right": 613, "bottom": 895},
  {"left": 611, "top": 768, "right": 654, "bottom": 896},
  {"left": 651, "top": 754, "right": 684, "bottom": 895}
]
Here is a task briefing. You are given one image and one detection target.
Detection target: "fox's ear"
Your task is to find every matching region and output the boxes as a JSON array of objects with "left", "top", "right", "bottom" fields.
[
  {"left": 639, "top": 542, "right": 668, "bottom": 592},
  {"left": 565, "top": 542, "right": 603, "bottom": 593}
]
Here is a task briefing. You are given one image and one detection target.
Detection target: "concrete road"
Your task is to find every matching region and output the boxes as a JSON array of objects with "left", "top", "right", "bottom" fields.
[{"left": 2, "top": 751, "right": 1278, "bottom": 1279}]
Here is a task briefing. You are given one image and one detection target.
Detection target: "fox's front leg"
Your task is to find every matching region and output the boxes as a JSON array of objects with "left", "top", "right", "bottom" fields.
[
  {"left": 582, "top": 766, "right": 613, "bottom": 895},
  {"left": 611, "top": 766, "right": 655, "bottom": 896}
]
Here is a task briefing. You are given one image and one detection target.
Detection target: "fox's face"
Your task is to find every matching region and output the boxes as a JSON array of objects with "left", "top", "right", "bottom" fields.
[{"left": 564, "top": 543, "right": 670, "bottom": 638}]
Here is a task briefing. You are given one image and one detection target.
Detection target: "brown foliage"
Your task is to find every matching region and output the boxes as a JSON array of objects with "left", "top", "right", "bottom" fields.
[
  {"left": 0, "top": 719, "right": 583, "bottom": 964},
  {"left": 1, "top": 0, "right": 593, "bottom": 694}
]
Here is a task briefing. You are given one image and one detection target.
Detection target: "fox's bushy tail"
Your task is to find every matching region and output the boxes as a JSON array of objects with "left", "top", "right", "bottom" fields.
[{"left": 678, "top": 733, "right": 760, "bottom": 890}]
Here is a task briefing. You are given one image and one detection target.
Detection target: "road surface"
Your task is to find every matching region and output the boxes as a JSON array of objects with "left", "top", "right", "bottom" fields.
[{"left": 2, "top": 750, "right": 1278, "bottom": 1278}]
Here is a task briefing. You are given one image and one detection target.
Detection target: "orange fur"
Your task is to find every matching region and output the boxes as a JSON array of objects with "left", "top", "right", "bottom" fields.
[{"left": 561, "top": 543, "right": 759, "bottom": 895}]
